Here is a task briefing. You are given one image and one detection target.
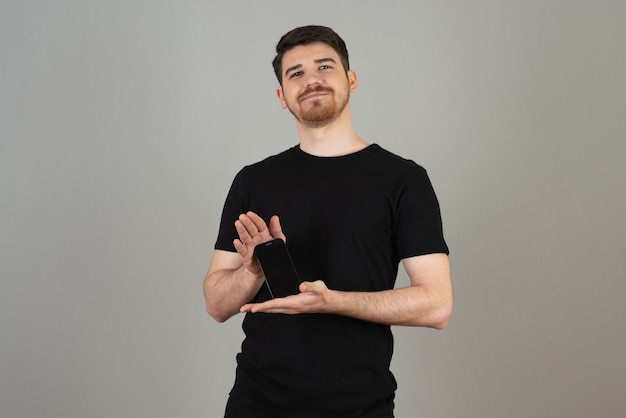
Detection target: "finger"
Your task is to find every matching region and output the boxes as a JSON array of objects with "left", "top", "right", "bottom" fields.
[
  {"left": 299, "top": 280, "right": 325, "bottom": 293},
  {"left": 241, "top": 301, "right": 272, "bottom": 313},
  {"left": 234, "top": 220, "right": 250, "bottom": 244},
  {"left": 241, "top": 296, "right": 296, "bottom": 313},
  {"left": 238, "top": 213, "right": 260, "bottom": 238},
  {"left": 236, "top": 215, "right": 265, "bottom": 246},
  {"left": 246, "top": 211, "right": 270, "bottom": 236},
  {"left": 233, "top": 239, "right": 247, "bottom": 257},
  {"left": 269, "top": 215, "right": 286, "bottom": 241},
  {"left": 299, "top": 281, "right": 320, "bottom": 293}
]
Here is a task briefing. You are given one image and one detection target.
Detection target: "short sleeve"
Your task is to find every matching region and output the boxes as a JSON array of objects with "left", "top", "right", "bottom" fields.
[
  {"left": 214, "top": 169, "right": 248, "bottom": 252},
  {"left": 394, "top": 165, "right": 449, "bottom": 259}
]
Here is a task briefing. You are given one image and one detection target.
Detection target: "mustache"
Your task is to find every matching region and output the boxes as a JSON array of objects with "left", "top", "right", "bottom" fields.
[{"left": 298, "top": 86, "right": 333, "bottom": 102}]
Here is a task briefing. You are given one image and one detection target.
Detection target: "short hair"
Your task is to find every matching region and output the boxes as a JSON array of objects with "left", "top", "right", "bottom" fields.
[{"left": 272, "top": 25, "right": 350, "bottom": 85}]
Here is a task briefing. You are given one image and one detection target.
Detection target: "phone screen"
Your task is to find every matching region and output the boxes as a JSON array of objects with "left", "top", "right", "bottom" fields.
[{"left": 254, "top": 239, "right": 301, "bottom": 299}]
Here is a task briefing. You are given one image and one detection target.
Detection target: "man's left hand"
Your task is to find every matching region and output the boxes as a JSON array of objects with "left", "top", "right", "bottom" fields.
[{"left": 240, "top": 280, "right": 330, "bottom": 314}]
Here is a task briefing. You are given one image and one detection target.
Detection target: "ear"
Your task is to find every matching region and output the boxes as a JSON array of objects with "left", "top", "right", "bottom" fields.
[
  {"left": 347, "top": 70, "right": 358, "bottom": 93},
  {"left": 276, "top": 86, "right": 287, "bottom": 109}
]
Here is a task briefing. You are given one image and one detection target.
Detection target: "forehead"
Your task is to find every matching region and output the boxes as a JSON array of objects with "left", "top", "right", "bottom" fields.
[{"left": 281, "top": 42, "right": 341, "bottom": 67}]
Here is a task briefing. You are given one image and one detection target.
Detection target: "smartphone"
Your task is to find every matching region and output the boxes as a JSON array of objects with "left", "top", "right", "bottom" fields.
[{"left": 254, "top": 238, "right": 301, "bottom": 299}]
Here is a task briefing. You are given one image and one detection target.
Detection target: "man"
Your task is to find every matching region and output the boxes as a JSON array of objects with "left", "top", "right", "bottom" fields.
[{"left": 204, "top": 25, "right": 453, "bottom": 418}]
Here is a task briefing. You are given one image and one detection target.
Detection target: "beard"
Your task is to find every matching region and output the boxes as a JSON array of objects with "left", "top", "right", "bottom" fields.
[{"left": 286, "top": 84, "right": 350, "bottom": 128}]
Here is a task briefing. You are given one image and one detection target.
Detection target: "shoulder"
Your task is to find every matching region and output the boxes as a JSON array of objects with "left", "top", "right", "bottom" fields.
[
  {"left": 240, "top": 146, "right": 300, "bottom": 173},
  {"left": 230, "top": 146, "right": 300, "bottom": 183},
  {"left": 367, "top": 144, "right": 428, "bottom": 177}
]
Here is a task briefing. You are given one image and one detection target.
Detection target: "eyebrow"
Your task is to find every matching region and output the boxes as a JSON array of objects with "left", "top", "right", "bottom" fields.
[{"left": 284, "top": 57, "right": 338, "bottom": 77}]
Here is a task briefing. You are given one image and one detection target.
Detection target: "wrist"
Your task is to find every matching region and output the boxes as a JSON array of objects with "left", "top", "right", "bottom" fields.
[
  {"left": 241, "top": 263, "right": 264, "bottom": 283},
  {"left": 324, "top": 288, "right": 346, "bottom": 315}
]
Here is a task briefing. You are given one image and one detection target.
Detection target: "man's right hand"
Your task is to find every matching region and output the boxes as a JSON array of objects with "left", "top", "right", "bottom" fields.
[
  {"left": 233, "top": 211, "right": 286, "bottom": 276},
  {"left": 204, "top": 211, "right": 286, "bottom": 322}
]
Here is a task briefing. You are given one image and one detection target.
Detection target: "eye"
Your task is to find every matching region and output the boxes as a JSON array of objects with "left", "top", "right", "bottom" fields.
[
  {"left": 319, "top": 65, "right": 331, "bottom": 70},
  {"left": 289, "top": 71, "right": 303, "bottom": 78}
]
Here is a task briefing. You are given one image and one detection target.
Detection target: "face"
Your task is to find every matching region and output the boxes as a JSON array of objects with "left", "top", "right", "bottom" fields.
[{"left": 277, "top": 42, "right": 357, "bottom": 128}]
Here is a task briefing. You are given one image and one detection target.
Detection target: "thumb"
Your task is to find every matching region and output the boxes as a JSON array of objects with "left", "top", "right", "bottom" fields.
[
  {"left": 269, "top": 215, "right": 286, "bottom": 242},
  {"left": 299, "top": 280, "right": 321, "bottom": 293}
]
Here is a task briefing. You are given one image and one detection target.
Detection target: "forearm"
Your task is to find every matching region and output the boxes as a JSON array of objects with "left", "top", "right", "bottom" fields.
[
  {"left": 203, "top": 265, "right": 265, "bottom": 323},
  {"left": 238, "top": 254, "right": 453, "bottom": 327},
  {"left": 327, "top": 285, "right": 453, "bottom": 328},
  {"left": 204, "top": 213, "right": 288, "bottom": 322}
]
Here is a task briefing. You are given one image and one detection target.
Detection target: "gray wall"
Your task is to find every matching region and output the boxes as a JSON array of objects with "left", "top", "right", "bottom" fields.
[{"left": 1, "top": 1, "right": 625, "bottom": 417}]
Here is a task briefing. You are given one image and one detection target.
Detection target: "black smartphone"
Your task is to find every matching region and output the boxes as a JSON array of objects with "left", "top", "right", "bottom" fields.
[{"left": 254, "top": 238, "right": 301, "bottom": 299}]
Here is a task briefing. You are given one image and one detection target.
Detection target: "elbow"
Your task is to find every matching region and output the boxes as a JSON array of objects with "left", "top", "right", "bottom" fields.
[
  {"left": 206, "top": 309, "right": 229, "bottom": 324},
  {"left": 429, "top": 283, "right": 454, "bottom": 330},
  {"left": 212, "top": 316, "right": 229, "bottom": 324},
  {"left": 208, "top": 312, "right": 228, "bottom": 324},
  {"left": 204, "top": 280, "right": 231, "bottom": 323},
  {"left": 205, "top": 302, "right": 232, "bottom": 324},
  {"left": 430, "top": 300, "right": 453, "bottom": 330},
  {"left": 431, "top": 317, "right": 449, "bottom": 330},
  {"left": 403, "top": 302, "right": 452, "bottom": 329}
]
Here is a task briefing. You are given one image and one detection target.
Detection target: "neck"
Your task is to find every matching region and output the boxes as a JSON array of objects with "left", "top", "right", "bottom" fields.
[{"left": 295, "top": 105, "right": 368, "bottom": 157}]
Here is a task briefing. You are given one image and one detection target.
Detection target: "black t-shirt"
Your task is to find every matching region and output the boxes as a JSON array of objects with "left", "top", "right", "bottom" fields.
[{"left": 215, "top": 144, "right": 448, "bottom": 417}]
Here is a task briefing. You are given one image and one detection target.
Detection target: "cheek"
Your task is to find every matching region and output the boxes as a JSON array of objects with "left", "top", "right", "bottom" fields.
[
  {"left": 284, "top": 90, "right": 301, "bottom": 108},
  {"left": 281, "top": 94, "right": 294, "bottom": 109}
]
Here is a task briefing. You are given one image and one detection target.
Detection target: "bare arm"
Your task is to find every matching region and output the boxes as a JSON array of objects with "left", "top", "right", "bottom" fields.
[
  {"left": 241, "top": 253, "right": 453, "bottom": 329},
  {"left": 203, "top": 250, "right": 264, "bottom": 323},
  {"left": 326, "top": 253, "right": 452, "bottom": 328},
  {"left": 203, "top": 212, "right": 285, "bottom": 323}
]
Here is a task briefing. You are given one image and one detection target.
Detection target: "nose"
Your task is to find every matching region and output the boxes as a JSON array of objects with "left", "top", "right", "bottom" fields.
[{"left": 305, "top": 73, "right": 322, "bottom": 87}]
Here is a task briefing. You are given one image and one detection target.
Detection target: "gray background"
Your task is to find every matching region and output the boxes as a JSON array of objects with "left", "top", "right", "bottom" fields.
[{"left": 1, "top": 1, "right": 625, "bottom": 417}]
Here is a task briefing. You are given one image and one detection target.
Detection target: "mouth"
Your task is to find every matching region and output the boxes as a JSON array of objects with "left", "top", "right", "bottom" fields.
[
  {"left": 299, "top": 88, "right": 332, "bottom": 102},
  {"left": 303, "top": 92, "right": 327, "bottom": 100}
]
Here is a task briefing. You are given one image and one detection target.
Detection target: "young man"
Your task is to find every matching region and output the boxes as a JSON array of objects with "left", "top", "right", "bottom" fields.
[{"left": 204, "top": 25, "right": 453, "bottom": 418}]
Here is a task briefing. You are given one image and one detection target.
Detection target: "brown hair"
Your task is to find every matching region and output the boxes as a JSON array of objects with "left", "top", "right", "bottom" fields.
[{"left": 272, "top": 25, "right": 350, "bottom": 85}]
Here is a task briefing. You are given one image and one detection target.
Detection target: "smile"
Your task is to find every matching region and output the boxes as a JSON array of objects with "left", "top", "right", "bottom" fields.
[
  {"left": 298, "top": 87, "right": 332, "bottom": 102},
  {"left": 301, "top": 92, "right": 329, "bottom": 102}
]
